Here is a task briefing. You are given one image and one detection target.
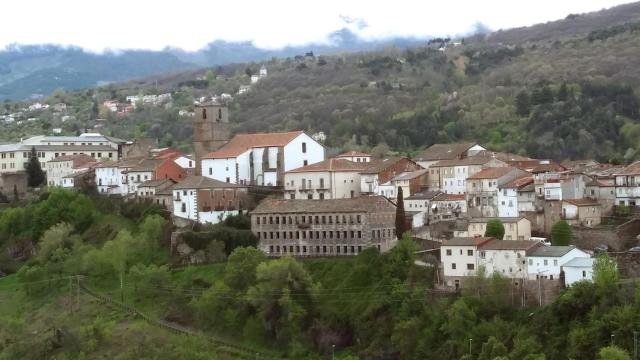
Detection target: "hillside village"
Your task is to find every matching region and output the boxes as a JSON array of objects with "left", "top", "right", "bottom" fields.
[{"left": 3, "top": 98, "right": 640, "bottom": 306}]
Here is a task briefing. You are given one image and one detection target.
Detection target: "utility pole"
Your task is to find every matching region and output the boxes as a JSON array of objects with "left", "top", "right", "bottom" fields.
[
  {"left": 76, "top": 275, "right": 80, "bottom": 311},
  {"left": 469, "top": 338, "right": 472, "bottom": 358},
  {"left": 634, "top": 331, "right": 637, "bottom": 360},
  {"left": 69, "top": 276, "right": 73, "bottom": 314}
]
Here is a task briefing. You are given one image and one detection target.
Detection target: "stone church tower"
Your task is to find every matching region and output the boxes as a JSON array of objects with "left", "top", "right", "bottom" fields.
[{"left": 193, "top": 103, "right": 230, "bottom": 176}]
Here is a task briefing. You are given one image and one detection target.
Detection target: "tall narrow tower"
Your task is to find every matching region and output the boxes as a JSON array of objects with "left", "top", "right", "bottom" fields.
[{"left": 193, "top": 103, "right": 230, "bottom": 176}]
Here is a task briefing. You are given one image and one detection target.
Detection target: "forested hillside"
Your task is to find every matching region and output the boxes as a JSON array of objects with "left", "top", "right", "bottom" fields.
[{"left": 3, "top": 3, "right": 640, "bottom": 163}]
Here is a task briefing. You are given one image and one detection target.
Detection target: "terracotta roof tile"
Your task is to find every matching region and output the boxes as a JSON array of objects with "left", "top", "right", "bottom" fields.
[
  {"left": 286, "top": 158, "right": 367, "bottom": 173},
  {"left": 172, "top": 175, "right": 244, "bottom": 190},
  {"left": 563, "top": 198, "right": 600, "bottom": 207},
  {"left": 479, "top": 239, "right": 541, "bottom": 251},
  {"left": 203, "top": 131, "right": 305, "bottom": 159},
  {"left": 442, "top": 237, "right": 493, "bottom": 247},
  {"left": 615, "top": 161, "right": 640, "bottom": 176},
  {"left": 413, "top": 142, "right": 478, "bottom": 162},
  {"left": 48, "top": 154, "right": 97, "bottom": 168},
  {"left": 467, "top": 167, "right": 517, "bottom": 179},
  {"left": 432, "top": 193, "right": 465, "bottom": 201},
  {"left": 499, "top": 176, "right": 534, "bottom": 189}
]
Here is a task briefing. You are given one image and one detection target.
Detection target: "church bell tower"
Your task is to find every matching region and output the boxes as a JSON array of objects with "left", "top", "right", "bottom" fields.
[{"left": 193, "top": 103, "right": 230, "bottom": 176}]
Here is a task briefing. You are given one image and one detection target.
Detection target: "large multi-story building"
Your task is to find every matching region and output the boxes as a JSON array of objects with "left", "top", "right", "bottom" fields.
[
  {"left": 284, "top": 158, "right": 367, "bottom": 200},
  {"left": 466, "top": 167, "right": 529, "bottom": 218},
  {"left": 202, "top": 131, "right": 324, "bottom": 186},
  {"left": 0, "top": 143, "right": 117, "bottom": 175},
  {"left": 614, "top": 161, "right": 640, "bottom": 207},
  {"left": 428, "top": 156, "right": 506, "bottom": 194},
  {"left": 251, "top": 196, "right": 397, "bottom": 257}
]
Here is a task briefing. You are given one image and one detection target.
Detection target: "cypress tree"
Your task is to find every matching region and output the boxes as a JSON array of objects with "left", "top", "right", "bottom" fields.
[
  {"left": 26, "top": 146, "right": 45, "bottom": 188},
  {"left": 551, "top": 220, "right": 572, "bottom": 246},
  {"left": 395, "top": 187, "right": 407, "bottom": 237}
]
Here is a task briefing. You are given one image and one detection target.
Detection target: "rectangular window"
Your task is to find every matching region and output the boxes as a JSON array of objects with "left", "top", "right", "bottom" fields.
[
  {"left": 543, "top": 259, "right": 548, "bottom": 266},
  {"left": 446, "top": 249, "right": 452, "bottom": 256},
  {"left": 451, "top": 263, "right": 456, "bottom": 270},
  {"left": 467, "top": 249, "right": 473, "bottom": 256},
  {"left": 467, "top": 264, "right": 474, "bottom": 270}
]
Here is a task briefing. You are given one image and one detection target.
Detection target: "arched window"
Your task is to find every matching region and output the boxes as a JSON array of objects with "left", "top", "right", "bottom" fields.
[{"left": 202, "top": 108, "right": 207, "bottom": 119}]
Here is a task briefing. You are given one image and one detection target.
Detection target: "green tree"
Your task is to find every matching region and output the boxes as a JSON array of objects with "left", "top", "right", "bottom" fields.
[
  {"left": 26, "top": 146, "right": 45, "bottom": 187},
  {"left": 557, "top": 82, "right": 568, "bottom": 101},
  {"left": 515, "top": 91, "right": 531, "bottom": 117},
  {"left": 479, "top": 336, "right": 508, "bottom": 360},
  {"left": 395, "top": 187, "right": 408, "bottom": 237},
  {"left": 593, "top": 253, "right": 619, "bottom": 299},
  {"left": 223, "top": 247, "right": 266, "bottom": 291},
  {"left": 484, "top": 219, "right": 505, "bottom": 239},
  {"left": 597, "top": 346, "right": 630, "bottom": 360},
  {"left": 37, "top": 223, "right": 74, "bottom": 264},
  {"left": 551, "top": 220, "right": 572, "bottom": 246},
  {"left": 385, "top": 232, "right": 416, "bottom": 281},
  {"left": 247, "top": 257, "right": 315, "bottom": 343}
]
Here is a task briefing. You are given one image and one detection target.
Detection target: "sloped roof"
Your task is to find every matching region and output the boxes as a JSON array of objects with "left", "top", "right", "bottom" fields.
[
  {"left": 615, "top": 161, "right": 640, "bottom": 176},
  {"left": 499, "top": 176, "right": 534, "bottom": 189},
  {"left": 529, "top": 246, "right": 577, "bottom": 257},
  {"left": 442, "top": 237, "right": 493, "bottom": 247},
  {"left": 48, "top": 154, "right": 97, "bottom": 168},
  {"left": 203, "top": 131, "right": 304, "bottom": 159},
  {"left": 480, "top": 239, "right": 541, "bottom": 251},
  {"left": 469, "top": 217, "right": 528, "bottom": 223},
  {"left": 562, "top": 257, "right": 594, "bottom": 268},
  {"left": 564, "top": 198, "right": 600, "bottom": 207},
  {"left": 360, "top": 157, "right": 418, "bottom": 174},
  {"left": 467, "top": 167, "right": 516, "bottom": 180},
  {"left": 336, "top": 151, "right": 371, "bottom": 158},
  {"left": 431, "top": 156, "right": 498, "bottom": 167},
  {"left": 406, "top": 190, "right": 442, "bottom": 200},
  {"left": 432, "top": 193, "right": 466, "bottom": 201},
  {"left": 251, "top": 196, "right": 395, "bottom": 214},
  {"left": 473, "top": 151, "right": 531, "bottom": 162},
  {"left": 126, "top": 158, "right": 164, "bottom": 172},
  {"left": 138, "top": 178, "right": 176, "bottom": 188},
  {"left": 172, "top": 175, "right": 243, "bottom": 190},
  {"left": 413, "top": 142, "right": 478, "bottom": 162},
  {"left": 391, "top": 169, "right": 429, "bottom": 181},
  {"left": 286, "top": 158, "right": 367, "bottom": 173},
  {"left": 95, "top": 158, "right": 143, "bottom": 168}
]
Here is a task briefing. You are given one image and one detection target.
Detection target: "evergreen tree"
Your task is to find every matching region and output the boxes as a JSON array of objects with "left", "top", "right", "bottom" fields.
[
  {"left": 557, "top": 82, "right": 568, "bottom": 101},
  {"left": 395, "top": 187, "right": 407, "bottom": 237},
  {"left": 551, "top": 220, "right": 572, "bottom": 246},
  {"left": 515, "top": 91, "right": 531, "bottom": 117},
  {"left": 26, "top": 146, "right": 45, "bottom": 188},
  {"left": 484, "top": 219, "right": 505, "bottom": 239},
  {"left": 12, "top": 184, "right": 18, "bottom": 203}
]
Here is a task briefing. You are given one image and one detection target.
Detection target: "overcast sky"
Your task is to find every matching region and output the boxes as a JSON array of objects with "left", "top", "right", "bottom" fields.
[{"left": 0, "top": 0, "right": 632, "bottom": 52}]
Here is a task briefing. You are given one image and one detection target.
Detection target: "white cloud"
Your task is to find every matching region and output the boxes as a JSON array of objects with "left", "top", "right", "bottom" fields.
[{"left": 0, "top": 0, "right": 631, "bottom": 52}]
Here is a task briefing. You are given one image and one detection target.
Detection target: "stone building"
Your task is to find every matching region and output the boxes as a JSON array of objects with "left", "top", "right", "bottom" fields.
[
  {"left": 193, "top": 103, "right": 230, "bottom": 176},
  {"left": 251, "top": 196, "right": 397, "bottom": 257},
  {"left": 359, "top": 157, "right": 423, "bottom": 197},
  {"left": 172, "top": 175, "right": 248, "bottom": 224}
]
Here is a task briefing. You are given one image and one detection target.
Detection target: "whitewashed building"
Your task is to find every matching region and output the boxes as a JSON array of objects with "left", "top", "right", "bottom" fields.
[
  {"left": 497, "top": 176, "right": 534, "bottom": 218},
  {"left": 430, "top": 156, "right": 506, "bottom": 194},
  {"left": 441, "top": 237, "right": 493, "bottom": 289},
  {"left": 466, "top": 167, "right": 529, "bottom": 218},
  {"left": 526, "top": 246, "right": 591, "bottom": 281},
  {"left": 201, "top": 131, "right": 324, "bottom": 186},
  {"left": 284, "top": 158, "right": 366, "bottom": 200},
  {"left": 95, "top": 158, "right": 143, "bottom": 195},
  {"left": 479, "top": 240, "right": 541, "bottom": 279},
  {"left": 45, "top": 154, "right": 96, "bottom": 187},
  {"left": 172, "top": 176, "right": 248, "bottom": 224},
  {"left": 614, "top": 161, "right": 640, "bottom": 207},
  {"left": 562, "top": 257, "right": 595, "bottom": 287},
  {"left": 335, "top": 151, "right": 372, "bottom": 163}
]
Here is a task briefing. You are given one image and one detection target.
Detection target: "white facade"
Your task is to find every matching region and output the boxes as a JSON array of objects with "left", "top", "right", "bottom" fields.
[
  {"left": 125, "top": 170, "right": 154, "bottom": 195},
  {"left": 479, "top": 248, "right": 529, "bottom": 279},
  {"left": 284, "top": 171, "right": 360, "bottom": 200},
  {"left": 441, "top": 244, "right": 480, "bottom": 279},
  {"left": 202, "top": 132, "right": 324, "bottom": 186},
  {"left": 45, "top": 159, "right": 93, "bottom": 187},
  {"left": 171, "top": 187, "right": 238, "bottom": 224},
  {"left": 526, "top": 247, "right": 590, "bottom": 281},
  {"left": 0, "top": 144, "right": 116, "bottom": 176},
  {"left": 562, "top": 257, "right": 595, "bottom": 287},
  {"left": 174, "top": 156, "right": 195, "bottom": 173},
  {"left": 467, "top": 217, "right": 532, "bottom": 241},
  {"left": 498, "top": 188, "right": 519, "bottom": 217}
]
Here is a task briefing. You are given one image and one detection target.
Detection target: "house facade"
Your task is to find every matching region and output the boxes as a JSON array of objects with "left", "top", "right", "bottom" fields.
[
  {"left": 45, "top": 154, "right": 96, "bottom": 187},
  {"left": 251, "top": 196, "right": 397, "bottom": 257},
  {"left": 614, "top": 161, "right": 640, "bottom": 207},
  {"left": 526, "top": 246, "right": 591, "bottom": 281},
  {"left": 335, "top": 151, "right": 372, "bottom": 163},
  {"left": 172, "top": 176, "right": 248, "bottom": 224},
  {"left": 284, "top": 158, "right": 366, "bottom": 200},
  {"left": 466, "top": 167, "right": 529, "bottom": 218},
  {"left": 430, "top": 157, "right": 506, "bottom": 194},
  {"left": 479, "top": 240, "right": 541, "bottom": 279},
  {"left": 561, "top": 199, "right": 601, "bottom": 227},
  {"left": 413, "top": 142, "right": 485, "bottom": 189},
  {"left": 359, "top": 157, "right": 423, "bottom": 197},
  {"left": 201, "top": 131, "right": 324, "bottom": 186},
  {"left": 465, "top": 217, "right": 532, "bottom": 241},
  {"left": 441, "top": 237, "right": 493, "bottom": 288},
  {"left": 497, "top": 176, "right": 534, "bottom": 218},
  {"left": 562, "top": 257, "right": 595, "bottom": 287}
]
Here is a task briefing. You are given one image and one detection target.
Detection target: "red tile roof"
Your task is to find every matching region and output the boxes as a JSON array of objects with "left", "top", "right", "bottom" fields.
[
  {"left": 615, "top": 161, "right": 640, "bottom": 176},
  {"left": 432, "top": 193, "right": 466, "bottom": 201},
  {"left": 499, "top": 176, "right": 533, "bottom": 189},
  {"left": 467, "top": 167, "right": 516, "bottom": 180},
  {"left": 203, "top": 131, "right": 304, "bottom": 159},
  {"left": 564, "top": 198, "right": 600, "bottom": 207},
  {"left": 286, "top": 158, "right": 367, "bottom": 173}
]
